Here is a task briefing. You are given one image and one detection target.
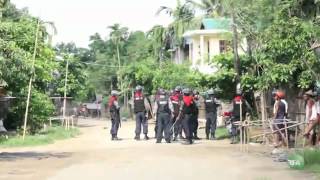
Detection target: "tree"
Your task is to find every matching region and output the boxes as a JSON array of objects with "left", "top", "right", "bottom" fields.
[
  {"left": 157, "top": 0, "right": 195, "bottom": 61},
  {"left": 187, "top": 0, "right": 224, "bottom": 17}
]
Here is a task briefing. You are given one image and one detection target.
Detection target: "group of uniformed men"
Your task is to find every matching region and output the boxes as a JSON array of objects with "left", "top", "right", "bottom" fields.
[{"left": 108, "top": 85, "right": 225, "bottom": 145}]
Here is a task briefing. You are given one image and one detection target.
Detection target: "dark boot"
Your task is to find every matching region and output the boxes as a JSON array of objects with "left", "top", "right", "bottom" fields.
[
  {"left": 206, "top": 134, "right": 210, "bottom": 140},
  {"left": 156, "top": 139, "right": 161, "bottom": 143},
  {"left": 193, "top": 132, "right": 200, "bottom": 140},
  {"left": 173, "top": 136, "right": 178, "bottom": 141},
  {"left": 113, "top": 136, "right": 121, "bottom": 141},
  {"left": 230, "top": 136, "right": 237, "bottom": 144},
  {"left": 134, "top": 135, "right": 140, "bottom": 141},
  {"left": 144, "top": 134, "right": 150, "bottom": 140},
  {"left": 165, "top": 138, "right": 171, "bottom": 143},
  {"left": 111, "top": 134, "right": 115, "bottom": 141},
  {"left": 210, "top": 133, "right": 216, "bottom": 140}
]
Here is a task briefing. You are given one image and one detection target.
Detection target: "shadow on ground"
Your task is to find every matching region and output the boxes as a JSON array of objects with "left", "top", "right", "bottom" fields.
[
  {"left": 0, "top": 152, "right": 72, "bottom": 162},
  {"left": 76, "top": 124, "right": 97, "bottom": 128}
]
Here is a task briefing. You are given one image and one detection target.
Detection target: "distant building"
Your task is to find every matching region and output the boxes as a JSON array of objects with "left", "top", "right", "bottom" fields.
[{"left": 175, "top": 18, "right": 244, "bottom": 74}]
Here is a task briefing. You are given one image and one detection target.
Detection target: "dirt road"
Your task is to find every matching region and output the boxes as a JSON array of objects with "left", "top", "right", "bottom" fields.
[{"left": 0, "top": 119, "right": 316, "bottom": 180}]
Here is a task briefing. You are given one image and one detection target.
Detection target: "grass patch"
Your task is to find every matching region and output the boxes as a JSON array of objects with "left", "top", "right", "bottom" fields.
[
  {"left": 289, "top": 149, "right": 320, "bottom": 177},
  {"left": 216, "top": 127, "right": 229, "bottom": 140},
  {"left": 0, "top": 126, "right": 80, "bottom": 148}
]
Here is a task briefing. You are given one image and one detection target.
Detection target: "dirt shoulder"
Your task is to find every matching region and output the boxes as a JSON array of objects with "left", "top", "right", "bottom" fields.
[{"left": 0, "top": 119, "right": 316, "bottom": 180}]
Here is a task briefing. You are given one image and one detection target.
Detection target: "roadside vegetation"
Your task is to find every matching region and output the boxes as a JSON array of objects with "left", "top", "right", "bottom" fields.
[{"left": 0, "top": 126, "right": 80, "bottom": 148}]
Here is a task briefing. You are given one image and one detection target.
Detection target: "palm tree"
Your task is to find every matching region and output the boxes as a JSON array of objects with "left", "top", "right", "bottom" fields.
[
  {"left": 0, "top": 0, "right": 9, "bottom": 19},
  {"left": 156, "top": 0, "right": 195, "bottom": 63},
  {"left": 108, "top": 24, "right": 128, "bottom": 104},
  {"left": 187, "top": 0, "right": 224, "bottom": 17},
  {"left": 147, "top": 25, "right": 168, "bottom": 61}
]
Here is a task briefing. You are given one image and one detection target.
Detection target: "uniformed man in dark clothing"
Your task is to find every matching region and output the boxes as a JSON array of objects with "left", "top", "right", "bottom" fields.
[
  {"left": 108, "top": 90, "right": 121, "bottom": 141},
  {"left": 191, "top": 90, "right": 200, "bottom": 140},
  {"left": 230, "top": 88, "right": 251, "bottom": 144},
  {"left": 177, "top": 88, "right": 195, "bottom": 145},
  {"left": 133, "top": 85, "right": 151, "bottom": 141},
  {"left": 169, "top": 86, "right": 183, "bottom": 141},
  {"left": 154, "top": 88, "right": 174, "bottom": 143},
  {"left": 204, "top": 89, "right": 220, "bottom": 140}
]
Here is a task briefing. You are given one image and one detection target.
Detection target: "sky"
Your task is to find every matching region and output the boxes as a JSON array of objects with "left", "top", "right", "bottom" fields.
[{"left": 11, "top": 0, "right": 176, "bottom": 48}]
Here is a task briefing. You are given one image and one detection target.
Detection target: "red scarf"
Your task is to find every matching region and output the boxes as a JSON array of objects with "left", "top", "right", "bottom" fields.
[
  {"left": 108, "top": 96, "right": 117, "bottom": 108},
  {"left": 234, "top": 95, "right": 242, "bottom": 102},
  {"left": 135, "top": 91, "right": 143, "bottom": 98},
  {"left": 183, "top": 95, "right": 193, "bottom": 107},
  {"left": 170, "top": 93, "right": 180, "bottom": 102}
]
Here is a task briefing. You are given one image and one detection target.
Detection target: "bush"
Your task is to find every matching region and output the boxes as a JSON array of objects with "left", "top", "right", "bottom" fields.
[
  {"left": 0, "top": 126, "right": 80, "bottom": 147},
  {"left": 5, "top": 90, "right": 54, "bottom": 134}
]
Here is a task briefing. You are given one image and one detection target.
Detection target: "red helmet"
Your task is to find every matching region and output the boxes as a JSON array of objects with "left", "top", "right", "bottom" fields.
[{"left": 275, "top": 91, "right": 285, "bottom": 99}]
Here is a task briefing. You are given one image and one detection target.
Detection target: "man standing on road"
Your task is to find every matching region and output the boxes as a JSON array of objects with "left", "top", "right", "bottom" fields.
[
  {"left": 191, "top": 90, "right": 200, "bottom": 140},
  {"left": 205, "top": 89, "right": 221, "bottom": 140},
  {"left": 230, "top": 88, "right": 251, "bottom": 144},
  {"left": 303, "top": 90, "right": 318, "bottom": 145},
  {"left": 177, "top": 88, "right": 195, "bottom": 145},
  {"left": 108, "top": 90, "right": 121, "bottom": 141},
  {"left": 272, "top": 91, "right": 286, "bottom": 147},
  {"left": 133, "top": 85, "right": 151, "bottom": 141},
  {"left": 154, "top": 88, "right": 173, "bottom": 143},
  {"left": 170, "top": 86, "right": 183, "bottom": 141}
]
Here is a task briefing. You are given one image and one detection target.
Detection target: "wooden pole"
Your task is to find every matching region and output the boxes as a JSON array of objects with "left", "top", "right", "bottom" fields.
[
  {"left": 240, "top": 99, "right": 243, "bottom": 152},
  {"left": 63, "top": 59, "right": 69, "bottom": 130},
  {"left": 250, "top": 122, "right": 304, "bottom": 139},
  {"left": 295, "top": 125, "right": 298, "bottom": 148},
  {"left": 284, "top": 120, "right": 289, "bottom": 149},
  {"left": 22, "top": 19, "right": 40, "bottom": 140}
]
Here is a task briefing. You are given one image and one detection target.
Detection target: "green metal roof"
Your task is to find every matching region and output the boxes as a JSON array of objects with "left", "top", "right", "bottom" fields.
[{"left": 201, "top": 18, "right": 231, "bottom": 30}]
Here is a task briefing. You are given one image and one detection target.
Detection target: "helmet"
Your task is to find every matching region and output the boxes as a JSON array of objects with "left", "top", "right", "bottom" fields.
[
  {"left": 236, "top": 83, "right": 242, "bottom": 95},
  {"left": 182, "top": 88, "right": 191, "bottom": 95},
  {"left": 304, "top": 90, "right": 316, "bottom": 97},
  {"left": 207, "top": 89, "right": 215, "bottom": 95},
  {"left": 111, "top": 90, "right": 119, "bottom": 96},
  {"left": 135, "top": 85, "right": 143, "bottom": 91},
  {"left": 158, "top": 88, "right": 166, "bottom": 95},
  {"left": 275, "top": 91, "right": 285, "bottom": 99},
  {"left": 175, "top": 86, "right": 182, "bottom": 92}
]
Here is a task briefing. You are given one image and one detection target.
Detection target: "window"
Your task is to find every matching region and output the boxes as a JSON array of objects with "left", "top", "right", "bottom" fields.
[{"left": 219, "top": 40, "right": 227, "bottom": 53}]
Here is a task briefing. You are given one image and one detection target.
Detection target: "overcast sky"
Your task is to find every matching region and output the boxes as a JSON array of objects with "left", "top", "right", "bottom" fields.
[{"left": 11, "top": 0, "right": 176, "bottom": 47}]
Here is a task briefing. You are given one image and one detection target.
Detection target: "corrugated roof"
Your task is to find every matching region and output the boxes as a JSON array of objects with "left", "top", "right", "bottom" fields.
[{"left": 201, "top": 18, "right": 231, "bottom": 30}]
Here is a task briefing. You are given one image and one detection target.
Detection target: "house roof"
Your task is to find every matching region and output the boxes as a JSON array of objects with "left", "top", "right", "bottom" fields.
[
  {"left": 183, "top": 18, "right": 231, "bottom": 38},
  {"left": 201, "top": 18, "right": 231, "bottom": 30}
]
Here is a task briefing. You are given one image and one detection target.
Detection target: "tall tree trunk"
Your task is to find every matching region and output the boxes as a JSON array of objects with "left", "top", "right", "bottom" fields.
[
  {"left": 116, "top": 43, "right": 125, "bottom": 108},
  {"left": 232, "top": 11, "right": 240, "bottom": 83}
]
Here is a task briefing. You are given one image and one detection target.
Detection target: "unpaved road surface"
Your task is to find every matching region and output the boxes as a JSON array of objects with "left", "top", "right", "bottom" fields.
[{"left": 0, "top": 119, "right": 316, "bottom": 180}]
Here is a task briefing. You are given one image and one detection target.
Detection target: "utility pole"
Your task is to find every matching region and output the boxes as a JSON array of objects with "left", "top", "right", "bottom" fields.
[
  {"left": 63, "top": 58, "right": 69, "bottom": 126},
  {"left": 23, "top": 19, "right": 40, "bottom": 140}
]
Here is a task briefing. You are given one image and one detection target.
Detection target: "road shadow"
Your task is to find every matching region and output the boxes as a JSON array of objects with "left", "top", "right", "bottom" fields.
[
  {"left": 76, "top": 124, "right": 97, "bottom": 128},
  {"left": 0, "top": 151, "right": 72, "bottom": 162}
]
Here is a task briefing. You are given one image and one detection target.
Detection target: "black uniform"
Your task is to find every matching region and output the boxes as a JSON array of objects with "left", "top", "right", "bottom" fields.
[
  {"left": 155, "top": 95, "right": 172, "bottom": 143},
  {"left": 179, "top": 96, "right": 196, "bottom": 144},
  {"left": 204, "top": 95, "right": 219, "bottom": 139},
  {"left": 190, "top": 96, "right": 200, "bottom": 139},
  {"left": 109, "top": 97, "right": 120, "bottom": 138},
  {"left": 134, "top": 93, "right": 148, "bottom": 138},
  {"left": 170, "top": 93, "right": 183, "bottom": 139},
  {"left": 230, "top": 95, "right": 251, "bottom": 143}
]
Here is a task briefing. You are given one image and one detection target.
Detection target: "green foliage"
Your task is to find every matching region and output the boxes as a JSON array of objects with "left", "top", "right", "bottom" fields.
[
  {"left": 215, "top": 127, "right": 229, "bottom": 140},
  {"left": 0, "top": 2, "right": 59, "bottom": 133},
  {"left": 28, "top": 90, "right": 55, "bottom": 133},
  {"left": 0, "top": 126, "right": 80, "bottom": 148}
]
